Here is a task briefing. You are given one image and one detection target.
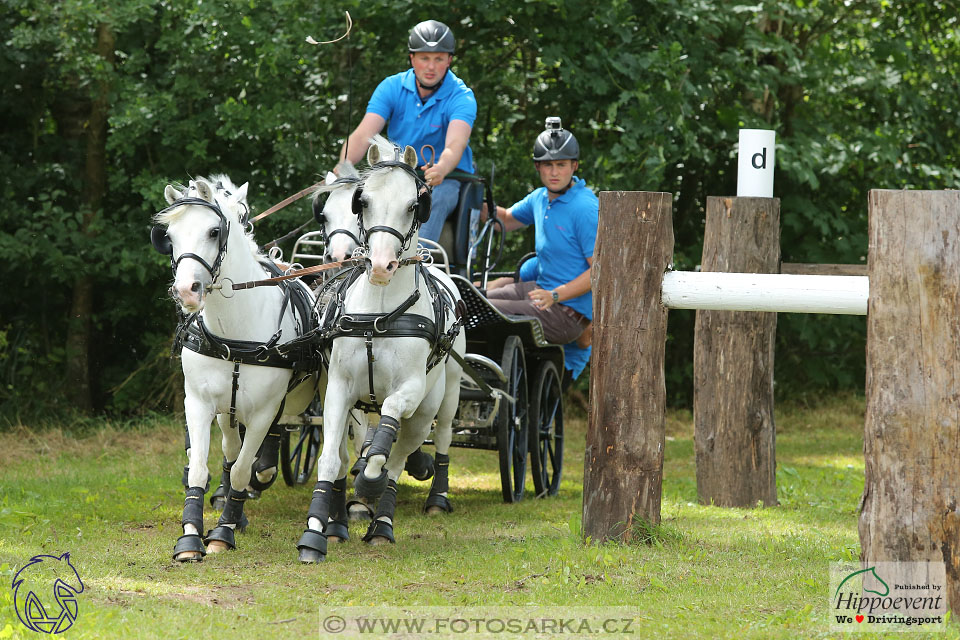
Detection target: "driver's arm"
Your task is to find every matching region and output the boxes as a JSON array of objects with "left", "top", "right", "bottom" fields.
[
  {"left": 339, "top": 113, "right": 387, "bottom": 166},
  {"left": 423, "top": 119, "right": 472, "bottom": 186}
]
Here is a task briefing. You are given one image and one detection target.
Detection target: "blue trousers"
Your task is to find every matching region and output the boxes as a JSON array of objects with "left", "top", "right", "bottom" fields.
[{"left": 418, "top": 178, "right": 460, "bottom": 242}]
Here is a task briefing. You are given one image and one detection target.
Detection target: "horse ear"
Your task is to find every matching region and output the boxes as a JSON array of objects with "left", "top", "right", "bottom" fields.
[
  {"left": 196, "top": 179, "right": 215, "bottom": 203},
  {"left": 235, "top": 182, "right": 249, "bottom": 203},
  {"left": 325, "top": 171, "right": 337, "bottom": 185},
  {"left": 367, "top": 144, "right": 381, "bottom": 166},
  {"left": 403, "top": 145, "right": 418, "bottom": 169},
  {"left": 164, "top": 184, "right": 183, "bottom": 204}
]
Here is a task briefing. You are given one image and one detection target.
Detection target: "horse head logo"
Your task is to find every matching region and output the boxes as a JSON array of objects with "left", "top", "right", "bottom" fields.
[{"left": 12, "top": 553, "right": 84, "bottom": 634}]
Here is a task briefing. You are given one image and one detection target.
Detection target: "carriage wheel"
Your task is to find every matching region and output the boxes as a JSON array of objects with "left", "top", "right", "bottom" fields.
[
  {"left": 529, "top": 360, "right": 564, "bottom": 497},
  {"left": 497, "top": 335, "right": 529, "bottom": 503},
  {"left": 280, "top": 403, "right": 323, "bottom": 486}
]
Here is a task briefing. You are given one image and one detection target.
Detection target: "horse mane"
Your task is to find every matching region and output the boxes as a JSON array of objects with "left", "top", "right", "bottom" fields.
[{"left": 155, "top": 174, "right": 261, "bottom": 259}]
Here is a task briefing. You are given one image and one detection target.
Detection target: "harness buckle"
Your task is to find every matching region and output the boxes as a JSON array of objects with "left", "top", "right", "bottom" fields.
[{"left": 373, "top": 315, "right": 388, "bottom": 334}]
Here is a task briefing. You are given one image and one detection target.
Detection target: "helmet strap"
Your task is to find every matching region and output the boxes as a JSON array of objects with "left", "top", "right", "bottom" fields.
[{"left": 546, "top": 179, "right": 574, "bottom": 196}]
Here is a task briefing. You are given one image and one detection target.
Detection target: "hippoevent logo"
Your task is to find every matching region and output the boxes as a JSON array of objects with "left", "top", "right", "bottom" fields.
[
  {"left": 12, "top": 553, "right": 84, "bottom": 634},
  {"left": 830, "top": 562, "right": 946, "bottom": 632}
]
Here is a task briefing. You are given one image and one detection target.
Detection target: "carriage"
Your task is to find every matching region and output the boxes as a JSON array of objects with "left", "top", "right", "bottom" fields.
[{"left": 276, "top": 169, "right": 565, "bottom": 503}]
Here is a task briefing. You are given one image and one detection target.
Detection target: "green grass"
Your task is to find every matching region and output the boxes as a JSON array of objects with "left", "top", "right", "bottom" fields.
[{"left": 0, "top": 395, "right": 954, "bottom": 639}]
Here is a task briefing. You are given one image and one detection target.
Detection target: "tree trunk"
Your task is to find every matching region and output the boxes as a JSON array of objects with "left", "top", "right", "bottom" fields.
[
  {"left": 65, "top": 21, "right": 115, "bottom": 412},
  {"left": 860, "top": 189, "right": 960, "bottom": 612},
  {"left": 583, "top": 191, "right": 673, "bottom": 543},
  {"left": 694, "top": 197, "right": 780, "bottom": 507}
]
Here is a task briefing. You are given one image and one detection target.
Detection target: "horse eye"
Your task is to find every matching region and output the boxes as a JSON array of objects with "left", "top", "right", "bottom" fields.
[
  {"left": 209, "top": 228, "right": 220, "bottom": 238},
  {"left": 407, "top": 202, "right": 417, "bottom": 213}
]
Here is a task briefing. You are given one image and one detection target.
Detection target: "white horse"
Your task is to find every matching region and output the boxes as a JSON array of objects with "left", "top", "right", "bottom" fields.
[
  {"left": 296, "top": 142, "right": 466, "bottom": 563},
  {"left": 314, "top": 143, "right": 450, "bottom": 517},
  {"left": 152, "top": 175, "right": 323, "bottom": 561}
]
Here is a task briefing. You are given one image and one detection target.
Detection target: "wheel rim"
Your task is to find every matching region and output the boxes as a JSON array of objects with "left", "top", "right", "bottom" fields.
[
  {"left": 498, "top": 336, "right": 528, "bottom": 502},
  {"left": 280, "top": 422, "right": 322, "bottom": 486},
  {"left": 530, "top": 361, "right": 564, "bottom": 497}
]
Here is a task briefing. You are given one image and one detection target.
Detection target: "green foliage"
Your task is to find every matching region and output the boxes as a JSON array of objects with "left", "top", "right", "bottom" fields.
[{"left": 1, "top": 0, "right": 958, "bottom": 414}]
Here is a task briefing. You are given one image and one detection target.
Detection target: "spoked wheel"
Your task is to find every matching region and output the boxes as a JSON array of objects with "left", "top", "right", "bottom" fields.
[
  {"left": 497, "top": 335, "right": 529, "bottom": 503},
  {"left": 280, "top": 403, "right": 323, "bottom": 486},
  {"left": 529, "top": 360, "right": 564, "bottom": 497}
]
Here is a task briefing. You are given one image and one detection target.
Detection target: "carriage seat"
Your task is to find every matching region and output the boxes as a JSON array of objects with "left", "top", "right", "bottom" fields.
[{"left": 435, "top": 177, "right": 484, "bottom": 271}]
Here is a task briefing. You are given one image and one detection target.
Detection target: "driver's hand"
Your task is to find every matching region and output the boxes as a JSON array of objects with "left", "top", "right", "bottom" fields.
[{"left": 422, "top": 164, "right": 446, "bottom": 187}]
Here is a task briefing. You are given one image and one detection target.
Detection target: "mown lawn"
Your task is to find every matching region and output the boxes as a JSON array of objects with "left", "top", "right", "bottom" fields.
[{"left": 0, "top": 395, "right": 954, "bottom": 639}]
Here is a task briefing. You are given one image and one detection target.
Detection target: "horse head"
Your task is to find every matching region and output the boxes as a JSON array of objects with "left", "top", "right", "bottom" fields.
[
  {"left": 312, "top": 162, "right": 362, "bottom": 263},
  {"left": 354, "top": 142, "right": 428, "bottom": 286},
  {"left": 153, "top": 175, "right": 250, "bottom": 313}
]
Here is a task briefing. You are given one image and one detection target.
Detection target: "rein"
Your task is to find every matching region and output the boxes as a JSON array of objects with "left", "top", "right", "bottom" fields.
[
  {"left": 251, "top": 182, "right": 323, "bottom": 224},
  {"left": 208, "top": 256, "right": 424, "bottom": 294}
]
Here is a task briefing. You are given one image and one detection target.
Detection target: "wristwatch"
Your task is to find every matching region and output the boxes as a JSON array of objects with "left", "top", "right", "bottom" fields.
[{"left": 551, "top": 290, "right": 559, "bottom": 304}]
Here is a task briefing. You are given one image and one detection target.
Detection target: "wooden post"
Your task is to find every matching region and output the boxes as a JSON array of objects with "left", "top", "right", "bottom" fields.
[
  {"left": 584, "top": 191, "right": 673, "bottom": 542},
  {"left": 860, "top": 190, "right": 960, "bottom": 611},
  {"left": 694, "top": 196, "right": 780, "bottom": 507}
]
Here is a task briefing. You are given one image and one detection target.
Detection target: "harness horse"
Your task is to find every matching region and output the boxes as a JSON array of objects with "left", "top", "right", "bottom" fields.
[
  {"left": 151, "top": 176, "right": 322, "bottom": 561},
  {"left": 296, "top": 142, "right": 467, "bottom": 563}
]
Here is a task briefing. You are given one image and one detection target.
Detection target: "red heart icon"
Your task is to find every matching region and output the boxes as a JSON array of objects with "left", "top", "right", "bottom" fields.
[{"left": 856, "top": 615, "right": 864, "bottom": 623}]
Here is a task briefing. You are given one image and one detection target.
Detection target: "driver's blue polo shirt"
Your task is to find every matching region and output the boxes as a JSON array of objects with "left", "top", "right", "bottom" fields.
[
  {"left": 509, "top": 176, "right": 599, "bottom": 321},
  {"left": 366, "top": 69, "right": 477, "bottom": 173}
]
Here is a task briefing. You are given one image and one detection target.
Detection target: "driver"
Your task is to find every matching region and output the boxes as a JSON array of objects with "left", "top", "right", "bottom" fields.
[
  {"left": 486, "top": 117, "right": 598, "bottom": 352},
  {"left": 337, "top": 19, "right": 477, "bottom": 242}
]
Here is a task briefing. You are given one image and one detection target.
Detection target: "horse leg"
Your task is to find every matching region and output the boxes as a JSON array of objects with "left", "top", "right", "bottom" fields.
[
  {"left": 357, "top": 379, "right": 426, "bottom": 499},
  {"left": 209, "top": 414, "right": 243, "bottom": 510},
  {"left": 298, "top": 383, "right": 351, "bottom": 563},
  {"left": 425, "top": 359, "right": 462, "bottom": 515},
  {"left": 181, "top": 423, "right": 210, "bottom": 492},
  {"left": 362, "top": 409, "right": 435, "bottom": 546},
  {"left": 174, "top": 396, "right": 214, "bottom": 562},
  {"left": 248, "top": 415, "right": 283, "bottom": 495},
  {"left": 205, "top": 409, "right": 275, "bottom": 554},
  {"left": 326, "top": 433, "right": 352, "bottom": 544}
]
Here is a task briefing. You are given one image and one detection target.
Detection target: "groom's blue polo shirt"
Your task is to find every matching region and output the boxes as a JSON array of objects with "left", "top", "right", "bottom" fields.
[
  {"left": 509, "top": 176, "right": 599, "bottom": 321},
  {"left": 366, "top": 69, "right": 477, "bottom": 173}
]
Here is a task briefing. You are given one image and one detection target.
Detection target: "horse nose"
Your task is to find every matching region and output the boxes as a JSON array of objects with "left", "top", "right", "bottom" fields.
[
  {"left": 385, "top": 260, "right": 399, "bottom": 273},
  {"left": 190, "top": 282, "right": 201, "bottom": 293}
]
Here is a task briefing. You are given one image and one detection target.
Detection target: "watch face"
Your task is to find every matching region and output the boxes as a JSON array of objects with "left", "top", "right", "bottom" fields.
[{"left": 552, "top": 291, "right": 559, "bottom": 303}]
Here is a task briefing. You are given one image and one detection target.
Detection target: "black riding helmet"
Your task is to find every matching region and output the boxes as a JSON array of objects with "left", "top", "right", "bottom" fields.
[
  {"left": 408, "top": 20, "right": 455, "bottom": 54},
  {"left": 533, "top": 117, "right": 580, "bottom": 161}
]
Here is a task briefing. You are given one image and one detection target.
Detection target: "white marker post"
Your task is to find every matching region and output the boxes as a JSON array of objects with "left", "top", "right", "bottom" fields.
[{"left": 737, "top": 129, "right": 776, "bottom": 197}]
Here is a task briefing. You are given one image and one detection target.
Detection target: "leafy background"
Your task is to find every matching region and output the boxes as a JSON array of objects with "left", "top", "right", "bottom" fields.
[{"left": 1, "top": 0, "right": 958, "bottom": 418}]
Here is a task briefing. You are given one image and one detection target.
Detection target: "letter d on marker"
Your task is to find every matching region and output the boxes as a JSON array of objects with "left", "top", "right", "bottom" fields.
[{"left": 737, "top": 128, "right": 776, "bottom": 197}]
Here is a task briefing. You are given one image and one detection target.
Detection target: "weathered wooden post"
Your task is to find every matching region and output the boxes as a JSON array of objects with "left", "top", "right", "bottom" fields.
[
  {"left": 860, "top": 190, "right": 960, "bottom": 611},
  {"left": 583, "top": 191, "right": 673, "bottom": 542},
  {"left": 693, "top": 196, "right": 780, "bottom": 507}
]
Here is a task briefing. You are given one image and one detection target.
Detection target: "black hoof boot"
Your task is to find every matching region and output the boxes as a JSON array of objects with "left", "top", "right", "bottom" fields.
[
  {"left": 350, "top": 456, "right": 367, "bottom": 477},
  {"left": 210, "top": 458, "right": 233, "bottom": 509},
  {"left": 327, "top": 477, "right": 349, "bottom": 542},
  {"left": 346, "top": 500, "right": 374, "bottom": 522},
  {"left": 249, "top": 421, "right": 282, "bottom": 492},
  {"left": 297, "top": 529, "right": 327, "bottom": 563},
  {"left": 424, "top": 493, "right": 454, "bottom": 514},
  {"left": 362, "top": 519, "right": 395, "bottom": 544},
  {"left": 203, "top": 526, "right": 236, "bottom": 550},
  {"left": 172, "top": 534, "right": 206, "bottom": 561},
  {"left": 235, "top": 512, "right": 250, "bottom": 533},
  {"left": 404, "top": 447, "right": 435, "bottom": 481},
  {"left": 354, "top": 468, "right": 388, "bottom": 500},
  {"left": 325, "top": 520, "right": 349, "bottom": 542}
]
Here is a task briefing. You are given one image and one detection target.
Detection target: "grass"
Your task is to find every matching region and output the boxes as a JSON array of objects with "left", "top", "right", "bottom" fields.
[{"left": 0, "top": 395, "right": 954, "bottom": 639}]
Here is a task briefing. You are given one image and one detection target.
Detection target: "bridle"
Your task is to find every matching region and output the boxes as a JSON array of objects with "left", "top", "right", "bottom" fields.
[
  {"left": 152, "top": 186, "right": 242, "bottom": 284},
  {"left": 352, "top": 161, "right": 431, "bottom": 260},
  {"left": 313, "top": 176, "right": 364, "bottom": 252}
]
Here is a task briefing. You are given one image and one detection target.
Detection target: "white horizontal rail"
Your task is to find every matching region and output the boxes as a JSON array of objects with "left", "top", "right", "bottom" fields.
[{"left": 661, "top": 271, "right": 869, "bottom": 315}]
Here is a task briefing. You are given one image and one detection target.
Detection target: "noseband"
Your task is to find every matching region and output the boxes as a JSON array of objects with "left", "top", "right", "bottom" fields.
[{"left": 153, "top": 197, "right": 231, "bottom": 283}]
